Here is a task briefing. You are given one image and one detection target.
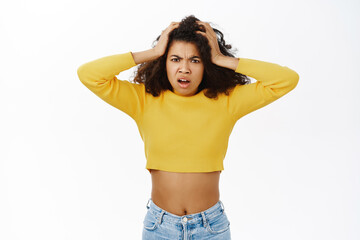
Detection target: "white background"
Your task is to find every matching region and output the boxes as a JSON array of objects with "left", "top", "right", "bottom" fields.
[{"left": 1, "top": 0, "right": 359, "bottom": 239}]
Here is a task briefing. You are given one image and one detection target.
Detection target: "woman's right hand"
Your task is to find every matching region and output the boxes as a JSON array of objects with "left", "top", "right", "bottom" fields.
[
  {"left": 153, "top": 22, "right": 180, "bottom": 57},
  {"left": 132, "top": 22, "right": 179, "bottom": 64}
]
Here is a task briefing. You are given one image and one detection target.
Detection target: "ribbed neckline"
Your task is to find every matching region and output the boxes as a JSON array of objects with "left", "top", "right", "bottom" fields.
[{"left": 164, "top": 89, "right": 205, "bottom": 99}]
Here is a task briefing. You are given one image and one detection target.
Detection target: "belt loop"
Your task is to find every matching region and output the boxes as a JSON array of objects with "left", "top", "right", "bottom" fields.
[
  {"left": 201, "top": 212, "right": 208, "bottom": 228},
  {"left": 158, "top": 211, "right": 165, "bottom": 225},
  {"left": 219, "top": 200, "right": 225, "bottom": 212},
  {"left": 146, "top": 198, "right": 151, "bottom": 209}
]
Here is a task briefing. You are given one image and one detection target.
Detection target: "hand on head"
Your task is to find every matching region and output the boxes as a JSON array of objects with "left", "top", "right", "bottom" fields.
[
  {"left": 153, "top": 19, "right": 225, "bottom": 65},
  {"left": 153, "top": 22, "right": 180, "bottom": 57},
  {"left": 196, "top": 21, "right": 224, "bottom": 64}
]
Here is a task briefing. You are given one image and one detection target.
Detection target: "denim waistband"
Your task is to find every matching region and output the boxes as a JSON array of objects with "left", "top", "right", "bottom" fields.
[{"left": 145, "top": 198, "right": 225, "bottom": 226}]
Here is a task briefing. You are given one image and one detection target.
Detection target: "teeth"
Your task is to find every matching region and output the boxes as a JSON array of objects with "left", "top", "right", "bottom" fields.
[{"left": 179, "top": 79, "right": 189, "bottom": 82}]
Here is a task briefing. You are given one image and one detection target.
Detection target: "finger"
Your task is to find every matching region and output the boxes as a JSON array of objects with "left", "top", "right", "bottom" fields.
[
  {"left": 162, "top": 22, "right": 180, "bottom": 34},
  {"left": 197, "top": 21, "right": 215, "bottom": 35},
  {"left": 196, "top": 21, "right": 211, "bottom": 28},
  {"left": 196, "top": 21, "right": 207, "bottom": 32},
  {"left": 196, "top": 31, "right": 214, "bottom": 46},
  {"left": 163, "top": 22, "right": 179, "bottom": 29},
  {"left": 166, "top": 22, "right": 180, "bottom": 31},
  {"left": 197, "top": 29, "right": 215, "bottom": 42},
  {"left": 169, "top": 22, "right": 180, "bottom": 27},
  {"left": 196, "top": 30, "right": 213, "bottom": 41}
]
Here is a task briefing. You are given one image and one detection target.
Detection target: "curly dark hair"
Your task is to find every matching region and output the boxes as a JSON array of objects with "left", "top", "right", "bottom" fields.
[{"left": 132, "top": 15, "right": 251, "bottom": 99}]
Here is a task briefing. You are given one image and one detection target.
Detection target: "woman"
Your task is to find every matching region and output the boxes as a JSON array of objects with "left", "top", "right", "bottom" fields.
[{"left": 77, "top": 15, "right": 299, "bottom": 240}]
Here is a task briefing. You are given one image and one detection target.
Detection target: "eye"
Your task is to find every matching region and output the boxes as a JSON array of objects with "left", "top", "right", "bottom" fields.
[
  {"left": 171, "top": 58, "right": 180, "bottom": 62},
  {"left": 191, "top": 59, "right": 200, "bottom": 63}
]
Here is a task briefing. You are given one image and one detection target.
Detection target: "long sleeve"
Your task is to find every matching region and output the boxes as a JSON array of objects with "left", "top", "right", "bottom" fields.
[
  {"left": 77, "top": 52, "right": 145, "bottom": 122},
  {"left": 227, "top": 58, "right": 299, "bottom": 121}
]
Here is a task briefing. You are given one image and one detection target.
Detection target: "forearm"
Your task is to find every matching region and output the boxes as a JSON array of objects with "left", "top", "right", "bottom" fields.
[
  {"left": 227, "top": 57, "right": 299, "bottom": 121},
  {"left": 235, "top": 58, "right": 299, "bottom": 84},
  {"left": 132, "top": 49, "right": 162, "bottom": 65},
  {"left": 77, "top": 51, "right": 144, "bottom": 122},
  {"left": 77, "top": 52, "right": 136, "bottom": 85},
  {"left": 213, "top": 55, "right": 239, "bottom": 71},
  {"left": 214, "top": 55, "right": 299, "bottom": 87}
]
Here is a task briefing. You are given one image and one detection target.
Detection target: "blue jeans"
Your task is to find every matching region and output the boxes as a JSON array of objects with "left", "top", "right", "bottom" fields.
[{"left": 142, "top": 198, "right": 231, "bottom": 240}]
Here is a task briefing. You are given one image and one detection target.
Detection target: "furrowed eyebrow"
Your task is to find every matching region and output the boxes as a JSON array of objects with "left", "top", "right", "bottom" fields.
[{"left": 170, "top": 55, "right": 201, "bottom": 59}]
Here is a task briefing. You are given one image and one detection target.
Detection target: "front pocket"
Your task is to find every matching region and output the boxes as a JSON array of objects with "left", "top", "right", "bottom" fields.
[
  {"left": 205, "top": 212, "right": 230, "bottom": 234},
  {"left": 143, "top": 212, "right": 159, "bottom": 231}
]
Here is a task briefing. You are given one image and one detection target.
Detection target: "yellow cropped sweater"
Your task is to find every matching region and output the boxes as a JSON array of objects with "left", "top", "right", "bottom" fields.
[{"left": 77, "top": 52, "right": 299, "bottom": 173}]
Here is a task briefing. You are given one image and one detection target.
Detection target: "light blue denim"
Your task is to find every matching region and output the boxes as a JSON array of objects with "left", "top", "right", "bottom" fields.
[{"left": 142, "top": 198, "right": 231, "bottom": 240}]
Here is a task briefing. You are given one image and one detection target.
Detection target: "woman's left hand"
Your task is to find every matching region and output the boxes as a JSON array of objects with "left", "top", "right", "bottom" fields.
[
  {"left": 196, "top": 21, "right": 239, "bottom": 71},
  {"left": 196, "top": 21, "right": 224, "bottom": 65}
]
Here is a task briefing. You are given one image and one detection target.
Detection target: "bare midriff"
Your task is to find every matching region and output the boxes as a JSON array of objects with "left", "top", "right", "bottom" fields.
[{"left": 149, "top": 169, "right": 221, "bottom": 216}]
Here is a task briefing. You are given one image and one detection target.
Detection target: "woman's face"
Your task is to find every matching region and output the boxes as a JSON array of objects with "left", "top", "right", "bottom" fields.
[{"left": 166, "top": 41, "right": 204, "bottom": 96}]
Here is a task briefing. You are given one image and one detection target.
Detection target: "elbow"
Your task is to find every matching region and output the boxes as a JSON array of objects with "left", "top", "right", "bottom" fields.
[
  {"left": 289, "top": 70, "right": 300, "bottom": 90},
  {"left": 282, "top": 67, "right": 299, "bottom": 91},
  {"left": 77, "top": 64, "right": 94, "bottom": 87},
  {"left": 77, "top": 64, "right": 87, "bottom": 83},
  {"left": 270, "top": 69, "right": 299, "bottom": 97}
]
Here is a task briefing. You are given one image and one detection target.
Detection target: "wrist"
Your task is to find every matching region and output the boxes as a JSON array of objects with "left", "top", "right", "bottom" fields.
[{"left": 151, "top": 48, "right": 163, "bottom": 59}]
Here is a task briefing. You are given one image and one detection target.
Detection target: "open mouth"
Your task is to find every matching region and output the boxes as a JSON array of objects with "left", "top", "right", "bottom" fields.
[
  {"left": 178, "top": 79, "right": 190, "bottom": 83},
  {"left": 178, "top": 78, "right": 190, "bottom": 88}
]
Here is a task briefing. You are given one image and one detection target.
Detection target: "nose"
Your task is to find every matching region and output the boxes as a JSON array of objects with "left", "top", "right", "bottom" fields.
[{"left": 179, "top": 61, "right": 190, "bottom": 74}]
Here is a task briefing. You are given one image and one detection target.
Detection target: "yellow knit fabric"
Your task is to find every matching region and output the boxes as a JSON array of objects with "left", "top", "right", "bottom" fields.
[{"left": 77, "top": 52, "right": 299, "bottom": 173}]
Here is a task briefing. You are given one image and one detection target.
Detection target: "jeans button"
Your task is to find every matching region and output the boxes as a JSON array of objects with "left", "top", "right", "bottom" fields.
[{"left": 182, "top": 217, "right": 188, "bottom": 222}]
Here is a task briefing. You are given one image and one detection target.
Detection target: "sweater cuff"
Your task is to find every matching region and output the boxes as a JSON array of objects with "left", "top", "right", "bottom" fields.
[
  {"left": 126, "top": 51, "right": 137, "bottom": 68},
  {"left": 235, "top": 58, "right": 255, "bottom": 74}
]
